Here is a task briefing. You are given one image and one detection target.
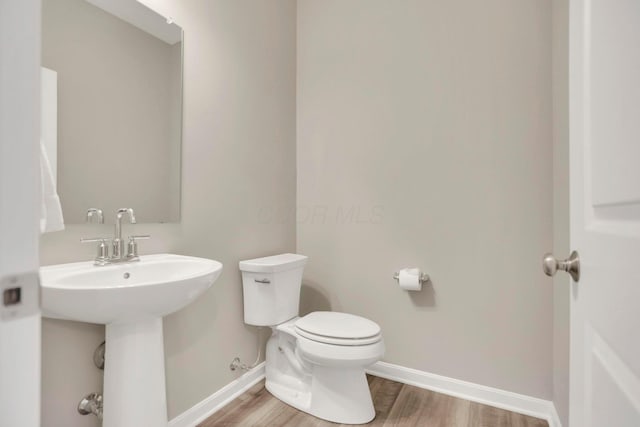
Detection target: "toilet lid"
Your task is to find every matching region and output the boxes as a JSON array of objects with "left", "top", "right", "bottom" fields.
[{"left": 295, "top": 312, "right": 381, "bottom": 342}]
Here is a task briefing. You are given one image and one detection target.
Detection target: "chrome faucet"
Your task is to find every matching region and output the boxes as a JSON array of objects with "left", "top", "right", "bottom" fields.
[
  {"left": 81, "top": 208, "right": 150, "bottom": 265},
  {"left": 112, "top": 208, "right": 136, "bottom": 260}
]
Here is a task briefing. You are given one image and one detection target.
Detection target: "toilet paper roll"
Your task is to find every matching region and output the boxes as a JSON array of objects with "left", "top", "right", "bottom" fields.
[{"left": 398, "top": 268, "right": 422, "bottom": 291}]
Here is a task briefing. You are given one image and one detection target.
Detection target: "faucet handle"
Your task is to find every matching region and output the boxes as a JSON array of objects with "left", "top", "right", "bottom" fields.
[
  {"left": 86, "top": 208, "right": 104, "bottom": 224},
  {"left": 80, "top": 237, "right": 109, "bottom": 242},
  {"left": 81, "top": 237, "right": 110, "bottom": 264},
  {"left": 126, "top": 235, "right": 150, "bottom": 260}
]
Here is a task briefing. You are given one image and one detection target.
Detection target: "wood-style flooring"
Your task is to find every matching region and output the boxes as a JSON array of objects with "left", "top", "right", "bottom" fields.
[{"left": 198, "top": 375, "right": 549, "bottom": 427}]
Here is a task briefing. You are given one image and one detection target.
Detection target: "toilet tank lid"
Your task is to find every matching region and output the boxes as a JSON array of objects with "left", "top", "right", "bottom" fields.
[{"left": 239, "top": 253, "right": 308, "bottom": 273}]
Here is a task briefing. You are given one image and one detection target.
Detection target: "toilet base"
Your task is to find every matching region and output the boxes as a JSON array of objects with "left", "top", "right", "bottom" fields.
[
  {"left": 261, "top": 316, "right": 383, "bottom": 424},
  {"left": 266, "top": 366, "right": 375, "bottom": 424}
]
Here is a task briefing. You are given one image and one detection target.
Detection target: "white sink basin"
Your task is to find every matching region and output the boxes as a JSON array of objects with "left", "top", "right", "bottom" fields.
[
  {"left": 40, "top": 253, "right": 222, "bottom": 324},
  {"left": 39, "top": 253, "right": 222, "bottom": 427}
]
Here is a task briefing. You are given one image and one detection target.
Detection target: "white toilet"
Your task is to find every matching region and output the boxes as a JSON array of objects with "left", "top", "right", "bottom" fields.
[{"left": 239, "top": 253, "right": 385, "bottom": 424}]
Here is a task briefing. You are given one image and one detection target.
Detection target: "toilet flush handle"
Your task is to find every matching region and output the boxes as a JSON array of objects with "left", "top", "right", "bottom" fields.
[{"left": 254, "top": 278, "right": 271, "bottom": 284}]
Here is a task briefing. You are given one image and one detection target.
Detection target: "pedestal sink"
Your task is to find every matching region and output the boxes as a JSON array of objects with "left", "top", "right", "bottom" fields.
[{"left": 40, "top": 254, "right": 223, "bottom": 427}]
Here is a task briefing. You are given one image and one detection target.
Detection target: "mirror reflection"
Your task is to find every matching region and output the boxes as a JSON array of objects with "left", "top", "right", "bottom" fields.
[{"left": 41, "top": 0, "right": 183, "bottom": 224}]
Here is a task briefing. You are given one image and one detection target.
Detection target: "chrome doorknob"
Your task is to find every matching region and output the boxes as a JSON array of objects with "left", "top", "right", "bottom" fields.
[{"left": 542, "top": 251, "right": 580, "bottom": 282}]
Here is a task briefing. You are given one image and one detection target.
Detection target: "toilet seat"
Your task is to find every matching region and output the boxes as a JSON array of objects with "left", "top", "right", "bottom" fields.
[{"left": 295, "top": 312, "right": 382, "bottom": 346}]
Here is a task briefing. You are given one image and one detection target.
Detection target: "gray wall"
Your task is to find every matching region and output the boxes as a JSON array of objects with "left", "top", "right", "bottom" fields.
[
  {"left": 40, "top": 0, "right": 297, "bottom": 425},
  {"left": 552, "top": 0, "right": 570, "bottom": 424},
  {"left": 41, "top": 0, "right": 181, "bottom": 224},
  {"left": 297, "top": 0, "right": 554, "bottom": 399}
]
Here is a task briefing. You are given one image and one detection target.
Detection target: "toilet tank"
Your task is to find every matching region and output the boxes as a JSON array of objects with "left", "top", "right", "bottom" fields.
[{"left": 239, "top": 253, "right": 308, "bottom": 326}]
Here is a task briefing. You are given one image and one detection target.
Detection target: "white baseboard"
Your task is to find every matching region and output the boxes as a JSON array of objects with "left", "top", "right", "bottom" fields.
[
  {"left": 366, "top": 361, "right": 562, "bottom": 427},
  {"left": 168, "top": 362, "right": 266, "bottom": 427},
  {"left": 548, "top": 403, "right": 562, "bottom": 427},
  {"left": 169, "top": 360, "right": 562, "bottom": 427}
]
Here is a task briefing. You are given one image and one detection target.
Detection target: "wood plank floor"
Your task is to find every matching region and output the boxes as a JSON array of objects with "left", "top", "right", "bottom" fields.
[{"left": 198, "top": 376, "right": 549, "bottom": 427}]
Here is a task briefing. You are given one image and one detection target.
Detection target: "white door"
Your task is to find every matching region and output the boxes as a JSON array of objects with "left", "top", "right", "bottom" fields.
[
  {"left": 568, "top": 0, "right": 640, "bottom": 426},
  {"left": 0, "top": 1, "right": 42, "bottom": 427}
]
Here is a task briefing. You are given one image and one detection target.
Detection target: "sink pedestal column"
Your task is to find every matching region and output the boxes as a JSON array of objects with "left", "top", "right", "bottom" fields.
[{"left": 103, "top": 317, "right": 168, "bottom": 427}]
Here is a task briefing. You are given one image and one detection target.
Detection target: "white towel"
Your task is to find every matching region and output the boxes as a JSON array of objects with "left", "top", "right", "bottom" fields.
[{"left": 40, "top": 142, "right": 64, "bottom": 233}]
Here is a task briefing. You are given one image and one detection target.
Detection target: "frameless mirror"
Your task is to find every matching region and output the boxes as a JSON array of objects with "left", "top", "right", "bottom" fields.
[{"left": 41, "top": 0, "right": 182, "bottom": 224}]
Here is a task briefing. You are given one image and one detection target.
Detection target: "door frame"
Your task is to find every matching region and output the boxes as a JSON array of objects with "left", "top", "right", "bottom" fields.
[{"left": 0, "top": 1, "right": 42, "bottom": 426}]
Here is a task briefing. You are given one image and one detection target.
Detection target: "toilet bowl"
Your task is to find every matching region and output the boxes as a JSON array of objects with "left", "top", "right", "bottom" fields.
[{"left": 239, "top": 254, "right": 385, "bottom": 424}]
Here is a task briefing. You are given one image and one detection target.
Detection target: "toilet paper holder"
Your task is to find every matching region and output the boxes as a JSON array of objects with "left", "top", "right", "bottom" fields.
[{"left": 393, "top": 271, "right": 430, "bottom": 284}]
